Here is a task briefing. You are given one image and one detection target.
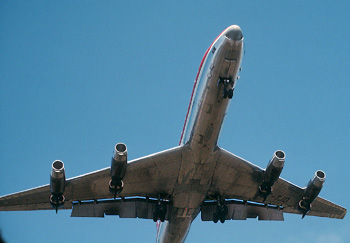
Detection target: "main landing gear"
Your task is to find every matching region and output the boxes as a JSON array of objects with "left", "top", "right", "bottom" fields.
[
  {"left": 219, "top": 78, "right": 234, "bottom": 99},
  {"left": 213, "top": 195, "right": 228, "bottom": 223},
  {"left": 153, "top": 195, "right": 167, "bottom": 222}
]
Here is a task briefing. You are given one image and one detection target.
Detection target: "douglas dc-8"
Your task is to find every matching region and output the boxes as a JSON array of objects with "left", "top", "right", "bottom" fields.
[{"left": 0, "top": 25, "right": 346, "bottom": 242}]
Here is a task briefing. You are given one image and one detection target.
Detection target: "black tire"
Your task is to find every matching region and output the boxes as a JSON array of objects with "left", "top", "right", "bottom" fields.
[
  {"left": 213, "top": 213, "right": 219, "bottom": 223},
  {"left": 153, "top": 212, "right": 158, "bottom": 222},
  {"left": 223, "top": 89, "right": 228, "bottom": 98},
  {"left": 160, "top": 214, "right": 165, "bottom": 222},
  {"left": 227, "top": 89, "right": 233, "bottom": 99}
]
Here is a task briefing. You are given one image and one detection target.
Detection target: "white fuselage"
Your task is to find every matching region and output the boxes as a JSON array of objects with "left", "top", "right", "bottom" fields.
[{"left": 157, "top": 26, "right": 244, "bottom": 242}]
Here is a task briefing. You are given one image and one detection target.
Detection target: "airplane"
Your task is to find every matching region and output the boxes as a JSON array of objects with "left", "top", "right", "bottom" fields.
[{"left": 0, "top": 25, "right": 347, "bottom": 243}]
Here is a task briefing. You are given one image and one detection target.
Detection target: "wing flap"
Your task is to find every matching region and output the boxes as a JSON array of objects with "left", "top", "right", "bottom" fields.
[
  {"left": 201, "top": 200, "right": 284, "bottom": 221},
  {"left": 71, "top": 198, "right": 170, "bottom": 220}
]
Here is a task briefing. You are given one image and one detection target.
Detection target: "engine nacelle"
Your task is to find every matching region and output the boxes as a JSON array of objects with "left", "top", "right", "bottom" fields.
[
  {"left": 259, "top": 150, "right": 285, "bottom": 198},
  {"left": 299, "top": 170, "right": 326, "bottom": 218},
  {"left": 109, "top": 143, "right": 127, "bottom": 197},
  {"left": 50, "top": 160, "right": 66, "bottom": 212}
]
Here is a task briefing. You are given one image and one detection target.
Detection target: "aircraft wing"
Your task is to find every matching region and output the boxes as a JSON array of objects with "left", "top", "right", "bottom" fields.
[
  {"left": 0, "top": 146, "right": 183, "bottom": 212},
  {"left": 206, "top": 148, "right": 346, "bottom": 219}
]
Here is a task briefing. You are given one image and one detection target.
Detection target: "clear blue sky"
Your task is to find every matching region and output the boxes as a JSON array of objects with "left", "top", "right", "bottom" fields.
[{"left": 1, "top": 1, "right": 349, "bottom": 242}]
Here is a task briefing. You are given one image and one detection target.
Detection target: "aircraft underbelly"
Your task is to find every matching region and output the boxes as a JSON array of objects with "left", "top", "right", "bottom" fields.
[
  {"left": 188, "top": 38, "right": 242, "bottom": 160},
  {"left": 160, "top": 32, "right": 244, "bottom": 243}
]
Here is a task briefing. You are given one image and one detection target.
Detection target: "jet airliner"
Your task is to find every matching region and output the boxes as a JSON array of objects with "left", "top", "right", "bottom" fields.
[{"left": 0, "top": 25, "right": 346, "bottom": 243}]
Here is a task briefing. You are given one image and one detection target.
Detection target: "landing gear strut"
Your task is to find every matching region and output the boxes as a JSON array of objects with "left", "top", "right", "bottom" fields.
[
  {"left": 153, "top": 195, "right": 167, "bottom": 222},
  {"left": 213, "top": 195, "right": 228, "bottom": 223},
  {"left": 219, "top": 78, "right": 234, "bottom": 99}
]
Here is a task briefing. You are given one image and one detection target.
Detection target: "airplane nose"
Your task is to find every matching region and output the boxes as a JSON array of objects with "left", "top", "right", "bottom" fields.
[{"left": 225, "top": 25, "right": 243, "bottom": 41}]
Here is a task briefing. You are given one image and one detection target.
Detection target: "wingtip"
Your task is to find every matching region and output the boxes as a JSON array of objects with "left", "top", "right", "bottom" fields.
[{"left": 339, "top": 208, "right": 347, "bottom": 219}]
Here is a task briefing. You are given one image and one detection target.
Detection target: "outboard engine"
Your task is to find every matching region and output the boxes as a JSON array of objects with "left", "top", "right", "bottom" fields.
[
  {"left": 299, "top": 170, "right": 326, "bottom": 218},
  {"left": 109, "top": 143, "right": 127, "bottom": 198},
  {"left": 50, "top": 160, "right": 66, "bottom": 213},
  {"left": 259, "top": 150, "right": 285, "bottom": 200}
]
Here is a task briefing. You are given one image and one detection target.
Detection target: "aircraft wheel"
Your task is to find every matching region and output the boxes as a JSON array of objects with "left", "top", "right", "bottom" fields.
[
  {"left": 213, "top": 213, "right": 219, "bottom": 223},
  {"left": 220, "top": 217, "right": 225, "bottom": 223},
  {"left": 159, "top": 213, "right": 165, "bottom": 222},
  {"left": 227, "top": 89, "right": 233, "bottom": 99},
  {"left": 223, "top": 89, "right": 228, "bottom": 99},
  {"left": 159, "top": 204, "right": 166, "bottom": 222},
  {"left": 153, "top": 212, "right": 158, "bottom": 222}
]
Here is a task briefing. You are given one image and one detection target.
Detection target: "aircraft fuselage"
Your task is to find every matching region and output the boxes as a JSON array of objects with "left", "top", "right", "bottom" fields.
[{"left": 158, "top": 25, "right": 244, "bottom": 243}]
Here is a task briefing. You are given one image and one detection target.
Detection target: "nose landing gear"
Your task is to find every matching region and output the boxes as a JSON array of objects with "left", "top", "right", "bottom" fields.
[{"left": 219, "top": 78, "right": 234, "bottom": 99}]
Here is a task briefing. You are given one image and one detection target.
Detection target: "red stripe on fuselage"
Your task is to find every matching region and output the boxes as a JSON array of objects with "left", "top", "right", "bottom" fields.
[
  {"left": 179, "top": 28, "right": 228, "bottom": 145},
  {"left": 179, "top": 47, "right": 210, "bottom": 145}
]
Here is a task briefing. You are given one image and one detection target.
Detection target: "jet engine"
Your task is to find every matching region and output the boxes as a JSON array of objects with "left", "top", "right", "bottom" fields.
[
  {"left": 259, "top": 150, "right": 285, "bottom": 199},
  {"left": 109, "top": 143, "right": 127, "bottom": 198},
  {"left": 299, "top": 170, "right": 326, "bottom": 218},
  {"left": 50, "top": 160, "right": 66, "bottom": 212}
]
